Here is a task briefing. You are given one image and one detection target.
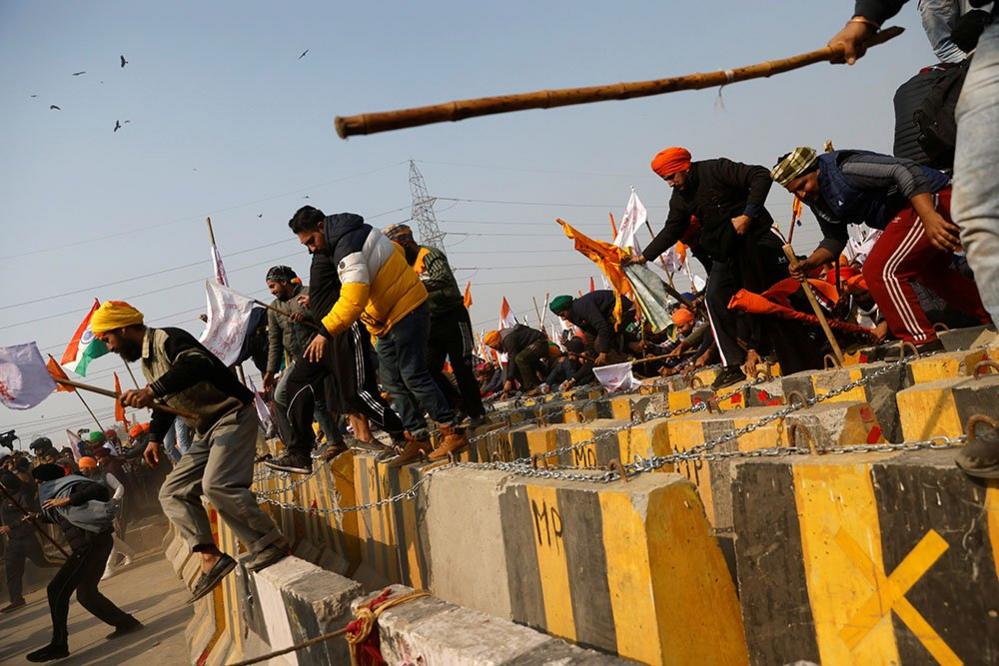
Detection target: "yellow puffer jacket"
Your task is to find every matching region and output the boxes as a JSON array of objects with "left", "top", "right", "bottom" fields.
[{"left": 319, "top": 213, "right": 427, "bottom": 337}]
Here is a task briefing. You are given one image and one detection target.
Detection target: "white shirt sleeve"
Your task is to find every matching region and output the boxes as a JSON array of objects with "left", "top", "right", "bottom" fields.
[{"left": 104, "top": 472, "right": 125, "bottom": 501}]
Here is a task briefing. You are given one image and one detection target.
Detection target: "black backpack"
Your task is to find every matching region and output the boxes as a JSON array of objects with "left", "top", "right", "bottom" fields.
[{"left": 913, "top": 57, "right": 972, "bottom": 170}]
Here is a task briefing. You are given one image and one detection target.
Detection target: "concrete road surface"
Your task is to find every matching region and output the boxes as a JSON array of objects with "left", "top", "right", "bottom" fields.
[{"left": 0, "top": 549, "right": 192, "bottom": 664}]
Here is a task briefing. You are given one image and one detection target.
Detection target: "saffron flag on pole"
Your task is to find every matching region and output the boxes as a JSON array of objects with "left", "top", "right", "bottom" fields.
[
  {"left": 557, "top": 218, "right": 633, "bottom": 325},
  {"left": 498, "top": 297, "right": 517, "bottom": 329},
  {"left": 61, "top": 299, "right": 109, "bottom": 377},
  {"left": 0, "top": 342, "right": 58, "bottom": 410},
  {"left": 113, "top": 372, "right": 127, "bottom": 424},
  {"left": 791, "top": 196, "right": 804, "bottom": 228},
  {"left": 463, "top": 281, "right": 473, "bottom": 308},
  {"left": 46, "top": 356, "right": 74, "bottom": 393}
]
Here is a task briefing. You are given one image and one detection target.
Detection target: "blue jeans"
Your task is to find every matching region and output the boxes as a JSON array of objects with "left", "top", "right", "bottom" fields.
[
  {"left": 376, "top": 303, "right": 455, "bottom": 435},
  {"left": 163, "top": 419, "right": 192, "bottom": 463},
  {"left": 917, "top": 0, "right": 968, "bottom": 64},
  {"left": 954, "top": 20, "right": 999, "bottom": 325}
]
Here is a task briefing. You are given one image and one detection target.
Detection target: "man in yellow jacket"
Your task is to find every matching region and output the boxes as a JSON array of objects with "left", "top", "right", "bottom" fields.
[{"left": 283, "top": 207, "right": 468, "bottom": 466}]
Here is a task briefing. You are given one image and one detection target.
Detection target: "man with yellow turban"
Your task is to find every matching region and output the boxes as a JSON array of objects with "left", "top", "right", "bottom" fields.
[
  {"left": 626, "top": 146, "right": 823, "bottom": 388},
  {"left": 91, "top": 300, "right": 288, "bottom": 604}
]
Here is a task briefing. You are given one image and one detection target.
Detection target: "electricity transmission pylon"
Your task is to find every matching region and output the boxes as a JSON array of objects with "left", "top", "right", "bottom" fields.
[{"left": 409, "top": 160, "right": 446, "bottom": 252}]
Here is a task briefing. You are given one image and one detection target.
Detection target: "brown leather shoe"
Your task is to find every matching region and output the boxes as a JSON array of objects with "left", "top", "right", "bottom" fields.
[
  {"left": 388, "top": 433, "right": 432, "bottom": 468},
  {"left": 428, "top": 424, "right": 468, "bottom": 461}
]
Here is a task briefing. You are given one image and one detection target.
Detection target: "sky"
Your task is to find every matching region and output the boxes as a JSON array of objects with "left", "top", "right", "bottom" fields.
[{"left": 0, "top": 1, "right": 931, "bottom": 444}]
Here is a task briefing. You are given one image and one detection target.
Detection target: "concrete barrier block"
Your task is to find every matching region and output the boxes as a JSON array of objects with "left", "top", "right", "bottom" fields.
[
  {"left": 732, "top": 450, "right": 999, "bottom": 665},
  {"left": 352, "top": 452, "right": 404, "bottom": 587},
  {"left": 619, "top": 416, "right": 672, "bottom": 464},
  {"left": 352, "top": 584, "right": 626, "bottom": 665},
  {"left": 783, "top": 362, "right": 911, "bottom": 442},
  {"left": 907, "top": 348, "right": 992, "bottom": 384},
  {"left": 664, "top": 406, "right": 785, "bottom": 529},
  {"left": 245, "top": 555, "right": 364, "bottom": 666},
  {"left": 896, "top": 374, "right": 999, "bottom": 440},
  {"left": 937, "top": 324, "right": 996, "bottom": 351},
  {"left": 783, "top": 400, "right": 885, "bottom": 450},
  {"left": 497, "top": 472, "right": 748, "bottom": 664},
  {"left": 550, "top": 419, "right": 630, "bottom": 468}
]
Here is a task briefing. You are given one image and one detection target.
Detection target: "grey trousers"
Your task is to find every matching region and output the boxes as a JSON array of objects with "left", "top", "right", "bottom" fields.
[{"left": 158, "top": 405, "right": 286, "bottom": 566}]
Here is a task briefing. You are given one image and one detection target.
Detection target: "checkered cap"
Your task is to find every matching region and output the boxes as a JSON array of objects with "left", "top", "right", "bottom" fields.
[
  {"left": 383, "top": 223, "right": 414, "bottom": 241},
  {"left": 771, "top": 146, "right": 818, "bottom": 187}
]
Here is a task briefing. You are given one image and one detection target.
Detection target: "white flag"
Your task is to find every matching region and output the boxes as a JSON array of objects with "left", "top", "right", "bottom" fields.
[
  {"left": 245, "top": 375, "right": 273, "bottom": 433},
  {"left": 199, "top": 281, "right": 258, "bottom": 366},
  {"left": 211, "top": 244, "right": 229, "bottom": 287},
  {"left": 0, "top": 342, "right": 57, "bottom": 410},
  {"left": 613, "top": 188, "right": 647, "bottom": 252},
  {"left": 498, "top": 297, "right": 517, "bottom": 329},
  {"left": 592, "top": 361, "right": 641, "bottom": 393}
]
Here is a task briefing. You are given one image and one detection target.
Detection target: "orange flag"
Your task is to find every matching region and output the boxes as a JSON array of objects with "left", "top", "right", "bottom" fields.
[
  {"left": 608, "top": 212, "right": 618, "bottom": 239},
  {"left": 557, "top": 218, "right": 633, "bottom": 326},
  {"left": 463, "top": 281, "right": 473, "bottom": 308},
  {"left": 113, "top": 372, "right": 127, "bottom": 424},
  {"left": 46, "top": 355, "right": 74, "bottom": 393},
  {"left": 728, "top": 277, "right": 873, "bottom": 335},
  {"left": 675, "top": 241, "right": 687, "bottom": 265},
  {"left": 791, "top": 196, "right": 803, "bottom": 228}
]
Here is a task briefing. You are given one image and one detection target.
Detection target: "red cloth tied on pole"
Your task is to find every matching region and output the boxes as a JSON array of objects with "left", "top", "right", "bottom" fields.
[
  {"left": 557, "top": 218, "right": 633, "bottom": 327},
  {"left": 728, "top": 277, "right": 874, "bottom": 336}
]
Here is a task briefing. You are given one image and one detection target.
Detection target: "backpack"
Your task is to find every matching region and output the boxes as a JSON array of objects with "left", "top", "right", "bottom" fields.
[{"left": 913, "top": 57, "right": 972, "bottom": 170}]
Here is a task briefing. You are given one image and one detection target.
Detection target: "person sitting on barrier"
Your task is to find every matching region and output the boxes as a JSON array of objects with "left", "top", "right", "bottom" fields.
[
  {"left": 91, "top": 300, "right": 289, "bottom": 604},
  {"left": 484, "top": 325, "right": 550, "bottom": 397},
  {"left": 549, "top": 291, "right": 643, "bottom": 366},
  {"left": 771, "top": 146, "right": 992, "bottom": 352},
  {"left": 25, "top": 463, "right": 142, "bottom": 662}
]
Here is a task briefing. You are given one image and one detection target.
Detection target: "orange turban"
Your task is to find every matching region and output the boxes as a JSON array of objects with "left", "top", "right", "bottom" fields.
[
  {"left": 651, "top": 147, "right": 692, "bottom": 178},
  {"left": 671, "top": 307, "right": 694, "bottom": 327},
  {"left": 90, "top": 300, "right": 144, "bottom": 335},
  {"left": 483, "top": 330, "right": 502, "bottom": 348},
  {"left": 78, "top": 456, "right": 98, "bottom": 470}
]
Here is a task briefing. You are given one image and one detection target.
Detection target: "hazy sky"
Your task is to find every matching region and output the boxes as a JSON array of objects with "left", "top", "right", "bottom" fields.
[{"left": 0, "top": 2, "right": 931, "bottom": 442}]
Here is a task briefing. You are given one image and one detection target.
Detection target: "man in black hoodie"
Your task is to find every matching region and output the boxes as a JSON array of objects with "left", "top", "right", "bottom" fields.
[
  {"left": 549, "top": 291, "right": 641, "bottom": 365},
  {"left": 25, "top": 464, "right": 141, "bottom": 662}
]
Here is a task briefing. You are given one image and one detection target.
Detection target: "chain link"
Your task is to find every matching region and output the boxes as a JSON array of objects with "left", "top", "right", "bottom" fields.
[{"left": 251, "top": 355, "right": 961, "bottom": 514}]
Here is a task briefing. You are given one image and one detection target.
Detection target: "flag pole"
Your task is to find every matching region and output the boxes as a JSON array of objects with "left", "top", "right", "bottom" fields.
[
  {"left": 207, "top": 216, "right": 250, "bottom": 385},
  {"left": 781, "top": 244, "right": 845, "bottom": 366},
  {"left": 47, "top": 355, "right": 105, "bottom": 430},
  {"left": 52, "top": 377, "right": 199, "bottom": 421},
  {"left": 532, "top": 297, "right": 543, "bottom": 329},
  {"left": 122, "top": 361, "right": 141, "bottom": 389},
  {"left": 0, "top": 484, "right": 70, "bottom": 559}
]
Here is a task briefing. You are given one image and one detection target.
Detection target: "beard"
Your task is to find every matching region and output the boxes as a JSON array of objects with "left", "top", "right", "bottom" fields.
[{"left": 116, "top": 338, "right": 142, "bottom": 363}]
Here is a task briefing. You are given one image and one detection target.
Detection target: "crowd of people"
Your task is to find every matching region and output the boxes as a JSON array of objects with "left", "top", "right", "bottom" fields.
[{"left": 4, "top": 1, "right": 999, "bottom": 661}]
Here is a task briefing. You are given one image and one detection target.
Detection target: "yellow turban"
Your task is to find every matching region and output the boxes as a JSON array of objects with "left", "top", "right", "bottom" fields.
[
  {"left": 90, "top": 300, "right": 144, "bottom": 335},
  {"left": 483, "top": 330, "right": 502, "bottom": 348}
]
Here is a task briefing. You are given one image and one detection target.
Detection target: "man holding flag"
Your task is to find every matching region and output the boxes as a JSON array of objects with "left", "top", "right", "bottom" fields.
[{"left": 90, "top": 300, "right": 288, "bottom": 602}]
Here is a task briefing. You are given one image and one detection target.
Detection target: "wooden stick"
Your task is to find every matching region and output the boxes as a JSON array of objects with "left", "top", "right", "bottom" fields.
[
  {"left": 53, "top": 378, "right": 198, "bottom": 421},
  {"left": 74, "top": 391, "right": 105, "bottom": 432},
  {"left": 335, "top": 28, "right": 903, "bottom": 138},
  {"left": 532, "top": 297, "right": 543, "bottom": 329},
  {"left": 0, "top": 483, "right": 70, "bottom": 559},
  {"left": 122, "top": 362, "right": 141, "bottom": 390},
  {"left": 253, "top": 299, "right": 323, "bottom": 332},
  {"left": 782, "top": 245, "right": 844, "bottom": 366}
]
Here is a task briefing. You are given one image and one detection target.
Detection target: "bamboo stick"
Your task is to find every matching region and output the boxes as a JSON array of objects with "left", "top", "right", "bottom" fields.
[
  {"left": 53, "top": 378, "right": 197, "bottom": 421},
  {"left": 782, "top": 245, "right": 844, "bottom": 366},
  {"left": 0, "top": 484, "right": 70, "bottom": 559},
  {"left": 335, "top": 28, "right": 903, "bottom": 138}
]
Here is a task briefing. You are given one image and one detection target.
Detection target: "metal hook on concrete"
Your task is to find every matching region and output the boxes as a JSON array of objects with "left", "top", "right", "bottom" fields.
[
  {"left": 895, "top": 341, "right": 920, "bottom": 361},
  {"left": 823, "top": 354, "right": 840, "bottom": 370},
  {"left": 705, "top": 396, "right": 722, "bottom": 414},
  {"left": 932, "top": 322, "right": 951, "bottom": 333},
  {"left": 608, "top": 458, "right": 629, "bottom": 483},
  {"left": 965, "top": 414, "right": 999, "bottom": 442},
  {"left": 789, "top": 423, "right": 820, "bottom": 455},
  {"left": 785, "top": 390, "right": 809, "bottom": 408},
  {"left": 689, "top": 375, "right": 705, "bottom": 389}
]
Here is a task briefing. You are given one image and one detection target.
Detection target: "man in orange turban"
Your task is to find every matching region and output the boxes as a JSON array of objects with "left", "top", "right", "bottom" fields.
[{"left": 626, "top": 146, "right": 825, "bottom": 388}]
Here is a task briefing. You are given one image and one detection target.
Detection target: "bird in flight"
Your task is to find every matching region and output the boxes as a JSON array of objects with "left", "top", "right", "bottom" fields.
[
  {"left": 49, "top": 105, "right": 61, "bottom": 110},
  {"left": 114, "top": 120, "right": 132, "bottom": 132},
  {"left": 298, "top": 49, "right": 309, "bottom": 59},
  {"left": 120, "top": 55, "right": 128, "bottom": 68},
  {"left": 303, "top": 195, "right": 310, "bottom": 199},
  {"left": 72, "top": 71, "right": 86, "bottom": 76},
  {"left": 29, "top": 94, "right": 38, "bottom": 98},
  {"left": 257, "top": 213, "right": 263, "bottom": 218}
]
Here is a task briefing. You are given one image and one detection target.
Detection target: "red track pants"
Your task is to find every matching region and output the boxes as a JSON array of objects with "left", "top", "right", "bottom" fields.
[{"left": 863, "top": 187, "right": 990, "bottom": 345}]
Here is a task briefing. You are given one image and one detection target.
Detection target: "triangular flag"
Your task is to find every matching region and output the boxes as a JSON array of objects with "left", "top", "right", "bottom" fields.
[
  {"left": 589, "top": 276, "right": 596, "bottom": 293},
  {"left": 463, "top": 281, "right": 473, "bottom": 308},
  {"left": 613, "top": 188, "right": 647, "bottom": 251},
  {"left": 65, "top": 429, "right": 86, "bottom": 462},
  {"left": 61, "top": 299, "right": 109, "bottom": 377},
  {"left": 499, "top": 297, "right": 516, "bottom": 329},
  {"left": 113, "top": 372, "right": 127, "bottom": 424},
  {"left": 46, "top": 355, "right": 74, "bottom": 393},
  {"left": 791, "top": 196, "right": 804, "bottom": 228}
]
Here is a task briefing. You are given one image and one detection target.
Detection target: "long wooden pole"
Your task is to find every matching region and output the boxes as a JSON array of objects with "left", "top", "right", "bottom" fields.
[
  {"left": 74, "top": 391, "right": 105, "bottom": 432},
  {"left": 335, "top": 28, "right": 903, "bottom": 138},
  {"left": 122, "top": 362, "right": 141, "bottom": 389},
  {"left": 253, "top": 299, "right": 323, "bottom": 333},
  {"left": 782, "top": 245, "right": 844, "bottom": 366},
  {"left": 53, "top": 378, "right": 198, "bottom": 421},
  {"left": 0, "top": 483, "right": 70, "bottom": 559}
]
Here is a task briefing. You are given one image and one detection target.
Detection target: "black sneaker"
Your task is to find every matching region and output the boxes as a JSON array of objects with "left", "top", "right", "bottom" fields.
[
  {"left": 1, "top": 598, "right": 25, "bottom": 613},
  {"left": 712, "top": 366, "right": 746, "bottom": 390},
  {"left": 106, "top": 618, "right": 144, "bottom": 640},
  {"left": 187, "top": 554, "right": 237, "bottom": 604},
  {"left": 26, "top": 643, "right": 69, "bottom": 663},
  {"left": 915, "top": 338, "right": 946, "bottom": 355},
  {"left": 263, "top": 453, "right": 312, "bottom": 475}
]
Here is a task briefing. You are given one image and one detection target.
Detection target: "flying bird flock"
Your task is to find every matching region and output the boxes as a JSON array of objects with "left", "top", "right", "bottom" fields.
[{"left": 35, "top": 49, "right": 309, "bottom": 136}]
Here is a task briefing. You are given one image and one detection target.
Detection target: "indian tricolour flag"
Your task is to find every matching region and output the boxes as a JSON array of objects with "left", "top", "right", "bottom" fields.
[{"left": 61, "top": 299, "right": 109, "bottom": 377}]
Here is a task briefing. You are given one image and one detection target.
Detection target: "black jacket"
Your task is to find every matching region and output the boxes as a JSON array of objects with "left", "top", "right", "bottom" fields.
[
  {"left": 567, "top": 291, "right": 634, "bottom": 353},
  {"left": 499, "top": 324, "right": 547, "bottom": 356},
  {"left": 643, "top": 159, "right": 774, "bottom": 263}
]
